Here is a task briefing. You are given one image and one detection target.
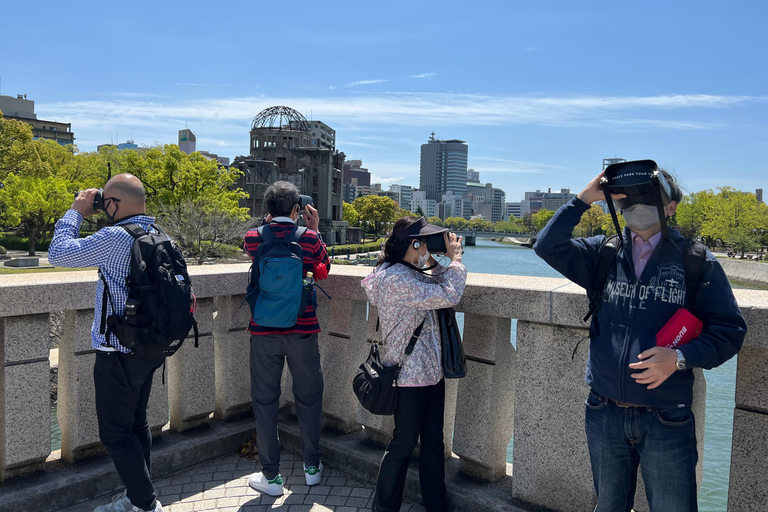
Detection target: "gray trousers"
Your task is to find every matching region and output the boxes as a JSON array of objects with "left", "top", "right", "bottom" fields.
[{"left": 250, "top": 332, "right": 324, "bottom": 479}]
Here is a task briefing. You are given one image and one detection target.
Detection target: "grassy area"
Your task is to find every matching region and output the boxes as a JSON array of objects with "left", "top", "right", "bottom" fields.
[
  {"left": 328, "top": 238, "right": 384, "bottom": 256},
  {"left": 0, "top": 266, "right": 97, "bottom": 275},
  {"left": 729, "top": 279, "right": 768, "bottom": 291}
]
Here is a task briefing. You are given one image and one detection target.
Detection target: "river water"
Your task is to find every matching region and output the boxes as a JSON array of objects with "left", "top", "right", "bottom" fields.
[
  {"left": 459, "top": 237, "right": 736, "bottom": 512},
  {"left": 49, "top": 238, "right": 736, "bottom": 510}
]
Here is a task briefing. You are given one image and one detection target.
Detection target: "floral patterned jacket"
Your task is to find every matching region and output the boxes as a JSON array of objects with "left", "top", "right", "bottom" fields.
[{"left": 361, "top": 261, "right": 467, "bottom": 386}]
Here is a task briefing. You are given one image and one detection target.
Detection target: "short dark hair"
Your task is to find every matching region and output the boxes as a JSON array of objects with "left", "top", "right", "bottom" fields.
[
  {"left": 264, "top": 181, "right": 300, "bottom": 217},
  {"left": 377, "top": 216, "right": 421, "bottom": 266}
]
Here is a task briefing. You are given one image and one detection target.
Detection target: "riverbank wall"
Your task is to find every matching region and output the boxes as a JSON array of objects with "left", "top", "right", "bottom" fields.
[{"left": 719, "top": 258, "right": 768, "bottom": 287}]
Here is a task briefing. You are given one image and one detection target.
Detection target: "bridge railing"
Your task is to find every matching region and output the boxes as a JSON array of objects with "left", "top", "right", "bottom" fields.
[{"left": 0, "top": 266, "right": 766, "bottom": 511}]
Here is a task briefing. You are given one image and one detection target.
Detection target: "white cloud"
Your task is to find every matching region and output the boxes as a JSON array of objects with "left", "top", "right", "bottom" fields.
[
  {"left": 410, "top": 72, "right": 436, "bottom": 79},
  {"left": 346, "top": 79, "right": 390, "bottom": 87}
]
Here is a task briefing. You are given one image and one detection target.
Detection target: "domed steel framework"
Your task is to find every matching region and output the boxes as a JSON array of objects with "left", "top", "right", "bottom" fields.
[{"left": 251, "top": 106, "right": 310, "bottom": 133}]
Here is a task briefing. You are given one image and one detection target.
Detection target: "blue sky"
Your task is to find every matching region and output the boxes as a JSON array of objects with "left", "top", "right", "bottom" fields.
[{"left": 1, "top": 1, "right": 766, "bottom": 202}]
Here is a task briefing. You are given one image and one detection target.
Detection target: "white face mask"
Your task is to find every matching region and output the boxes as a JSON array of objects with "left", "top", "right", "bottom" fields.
[
  {"left": 622, "top": 204, "right": 660, "bottom": 231},
  {"left": 417, "top": 249, "right": 431, "bottom": 267}
]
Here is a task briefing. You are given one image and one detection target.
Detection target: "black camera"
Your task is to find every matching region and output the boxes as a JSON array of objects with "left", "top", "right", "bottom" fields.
[
  {"left": 74, "top": 188, "right": 105, "bottom": 211},
  {"left": 426, "top": 234, "right": 448, "bottom": 254},
  {"left": 299, "top": 194, "right": 313, "bottom": 213}
]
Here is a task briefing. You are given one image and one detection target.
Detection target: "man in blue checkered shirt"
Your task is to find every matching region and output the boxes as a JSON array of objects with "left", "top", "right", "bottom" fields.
[{"left": 49, "top": 174, "right": 165, "bottom": 512}]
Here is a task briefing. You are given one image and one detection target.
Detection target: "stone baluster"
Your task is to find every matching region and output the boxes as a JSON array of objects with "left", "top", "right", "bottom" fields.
[
  {"left": 728, "top": 312, "right": 768, "bottom": 511},
  {"left": 0, "top": 314, "right": 51, "bottom": 480},
  {"left": 452, "top": 313, "right": 515, "bottom": 481},
  {"left": 58, "top": 309, "right": 102, "bottom": 462},
  {"left": 319, "top": 296, "right": 371, "bottom": 432},
  {"left": 167, "top": 298, "right": 215, "bottom": 432},
  {"left": 213, "top": 294, "right": 252, "bottom": 420}
]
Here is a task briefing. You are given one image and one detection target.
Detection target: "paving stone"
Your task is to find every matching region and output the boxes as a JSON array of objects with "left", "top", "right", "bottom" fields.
[
  {"left": 214, "top": 470, "right": 234, "bottom": 480},
  {"left": 288, "top": 505, "right": 313, "bottom": 512},
  {"left": 324, "top": 495, "right": 349, "bottom": 506},
  {"left": 309, "top": 505, "right": 334, "bottom": 512},
  {"left": 204, "top": 480, "right": 227, "bottom": 490},
  {"left": 349, "top": 487, "right": 372, "bottom": 498},
  {"left": 225, "top": 486, "right": 248, "bottom": 497},
  {"left": 168, "top": 502, "right": 194, "bottom": 512},
  {"left": 215, "top": 496, "right": 241, "bottom": 508},
  {"left": 290, "top": 484, "right": 311, "bottom": 495},
  {"left": 345, "top": 496, "right": 369, "bottom": 507},
  {"left": 192, "top": 473, "right": 212, "bottom": 483},
  {"left": 330, "top": 486, "right": 353, "bottom": 496},
  {"left": 308, "top": 485, "right": 332, "bottom": 495},
  {"left": 171, "top": 475, "right": 193, "bottom": 485},
  {"left": 182, "top": 482, "right": 205, "bottom": 493},
  {"left": 202, "top": 488, "right": 226, "bottom": 499},
  {"left": 326, "top": 476, "right": 347, "bottom": 486}
]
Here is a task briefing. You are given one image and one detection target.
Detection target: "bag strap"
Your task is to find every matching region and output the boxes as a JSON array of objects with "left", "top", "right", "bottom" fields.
[
  {"left": 404, "top": 319, "right": 426, "bottom": 357},
  {"left": 683, "top": 239, "right": 708, "bottom": 316},
  {"left": 120, "top": 223, "right": 148, "bottom": 239},
  {"left": 98, "top": 270, "right": 118, "bottom": 348},
  {"left": 584, "top": 234, "right": 621, "bottom": 323}
]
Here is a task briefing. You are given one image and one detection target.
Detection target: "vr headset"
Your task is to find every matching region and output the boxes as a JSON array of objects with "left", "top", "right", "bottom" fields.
[
  {"left": 395, "top": 217, "right": 449, "bottom": 254},
  {"left": 600, "top": 159, "right": 673, "bottom": 239}
]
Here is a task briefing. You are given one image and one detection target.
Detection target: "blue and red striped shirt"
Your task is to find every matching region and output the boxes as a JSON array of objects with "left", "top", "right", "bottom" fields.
[{"left": 244, "top": 219, "right": 331, "bottom": 335}]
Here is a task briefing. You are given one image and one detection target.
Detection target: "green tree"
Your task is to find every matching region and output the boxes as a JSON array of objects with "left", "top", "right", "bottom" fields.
[
  {"left": 701, "top": 188, "right": 759, "bottom": 248},
  {"left": 444, "top": 217, "right": 468, "bottom": 230},
  {"left": 575, "top": 204, "right": 606, "bottom": 237},
  {"left": 468, "top": 218, "right": 491, "bottom": 231},
  {"left": 353, "top": 195, "right": 400, "bottom": 238},
  {"left": 531, "top": 209, "right": 555, "bottom": 233},
  {"left": 427, "top": 216, "right": 444, "bottom": 227},
  {"left": 521, "top": 213, "right": 535, "bottom": 233},
  {"left": 675, "top": 190, "right": 715, "bottom": 240},
  {"left": 415, "top": 206, "right": 425, "bottom": 217},
  {"left": 342, "top": 201, "right": 360, "bottom": 226}
]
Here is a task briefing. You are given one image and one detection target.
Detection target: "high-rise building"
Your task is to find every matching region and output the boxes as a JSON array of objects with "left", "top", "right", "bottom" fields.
[
  {"left": 506, "top": 202, "right": 522, "bottom": 219},
  {"left": 521, "top": 190, "right": 545, "bottom": 216},
  {"left": 757, "top": 189, "right": 764, "bottom": 204},
  {"left": 411, "top": 190, "right": 437, "bottom": 218},
  {"left": 179, "top": 129, "right": 197, "bottom": 154},
  {"left": 343, "top": 159, "right": 371, "bottom": 187},
  {"left": 466, "top": 182, "right": 506, "bottom": 222},
  {"left": 389, "top": 184, "right": 413, "bottom": 211},
  {"left": 420, "top": 133, "right": 468, "bottom": 201},
  {"left": 0, "top": 94, "right": 74, "bottom": 145},
  {"left": 467, "top": 169, "right": 480, "bottom": 183},
  {"left": 290, "top": 120, "right": 335, "bottom": 150}
]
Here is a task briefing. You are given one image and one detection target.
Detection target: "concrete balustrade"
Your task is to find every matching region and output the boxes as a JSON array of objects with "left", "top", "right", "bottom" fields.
[{"left": 0, "top": 265, "right": 766, "bottom": 512}]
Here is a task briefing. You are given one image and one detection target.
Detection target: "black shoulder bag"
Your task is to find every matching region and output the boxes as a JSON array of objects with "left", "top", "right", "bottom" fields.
[
  {"left": 352, "top": 318, "right": 425, "bottom": 415},
  {"left": 437, "top": 308, "right": 466, "bottom": 378}
]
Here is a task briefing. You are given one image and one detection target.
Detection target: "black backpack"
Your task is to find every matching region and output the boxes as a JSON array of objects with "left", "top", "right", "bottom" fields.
[
  {"left": 585, "top": 234, "right": 709, "bottom": 324},
  {"left": 101, "top": 223, "right": 199, "bottom": 358}
]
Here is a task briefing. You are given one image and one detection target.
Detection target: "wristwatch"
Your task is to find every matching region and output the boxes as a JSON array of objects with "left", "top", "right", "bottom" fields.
[{"left": 675, "top": 349, "right": 687, "bottom": 371}]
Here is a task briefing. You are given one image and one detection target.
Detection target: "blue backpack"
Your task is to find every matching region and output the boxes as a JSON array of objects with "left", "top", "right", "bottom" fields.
[{"left": 245, "top": 224, "right": 313, "bottom": 328}]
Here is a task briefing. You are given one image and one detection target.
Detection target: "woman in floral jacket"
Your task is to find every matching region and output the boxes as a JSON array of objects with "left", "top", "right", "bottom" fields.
[{"left": 361, "top": 216, "right": 467, "bottom": 512}]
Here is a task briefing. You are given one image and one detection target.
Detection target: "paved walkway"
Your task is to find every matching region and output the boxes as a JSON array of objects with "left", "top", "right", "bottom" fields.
[{"left": 58, "top": 451, "right": 425, "bottom": 512}]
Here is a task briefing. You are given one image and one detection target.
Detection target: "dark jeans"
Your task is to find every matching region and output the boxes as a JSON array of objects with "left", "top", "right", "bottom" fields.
[
  {"left": 250, "top": 333, "right": 324, "bottom": 479},
  {"left": 94, "top": 351, "right": 164, "bottom": 511},
  {"left": 585, "top": 389, "right": 699, "bottom": 512},
  {"left": 373, "top": 379, "right": 446, "bottom": 512}
]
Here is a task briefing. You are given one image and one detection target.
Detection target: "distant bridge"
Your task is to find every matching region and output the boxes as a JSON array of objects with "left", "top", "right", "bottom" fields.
[{"left": 452, "top": 230, "right": 537, "bottom": 247}]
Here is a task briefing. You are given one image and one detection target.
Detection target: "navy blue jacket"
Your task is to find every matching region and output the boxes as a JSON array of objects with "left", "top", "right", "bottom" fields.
[{"left": 534, "top": 197, "right": 747, "bottom": 407}]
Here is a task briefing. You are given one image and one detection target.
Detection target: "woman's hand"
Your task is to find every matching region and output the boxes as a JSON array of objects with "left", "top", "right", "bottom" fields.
[{"left": 445, "top": 232, "right": 463, "bottom": 262}]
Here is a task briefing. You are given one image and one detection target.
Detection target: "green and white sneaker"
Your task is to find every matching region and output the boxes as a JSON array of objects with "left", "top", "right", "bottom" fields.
[
  {"left": 304, "top": 462, "right": 324, "bottom": 486},
  {"left": 248, "top": 472, "right": 284, "bottom": 496}
]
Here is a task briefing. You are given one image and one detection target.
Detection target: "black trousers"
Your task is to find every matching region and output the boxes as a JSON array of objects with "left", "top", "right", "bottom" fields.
[
  {"left": 250, "top": 333, "right": 324, "bottom": 479},
  {"left": 94, "top": 351, "right": 164, "bottom": 511},
  {"left": 373, "top": 379, "right": 446, "bottom": 512}
]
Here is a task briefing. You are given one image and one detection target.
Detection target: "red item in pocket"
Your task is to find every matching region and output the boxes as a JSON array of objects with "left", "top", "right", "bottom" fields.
[
  {"left": 312, "top": 262, "right": 328, "bottom": 280},
  {"left": 656, "top": 308, "right": 703, "bottom": 348}
]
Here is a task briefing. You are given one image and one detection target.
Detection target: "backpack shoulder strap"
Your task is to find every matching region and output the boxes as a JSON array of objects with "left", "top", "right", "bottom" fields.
[
  {"left": 121, "top": 223, "right": 147, "bottom": 239},
  {"left": 584, "top": 234, "right": 621, "bottom": 322},
  {"left": 403, "top": 319, "right": 426, "bottom": 357},
  {"left": 683, "top": 239, "right": 708, "bottom": 314},
  {"left": 258, "top": 224, "right": 274, "bottom": 242}
]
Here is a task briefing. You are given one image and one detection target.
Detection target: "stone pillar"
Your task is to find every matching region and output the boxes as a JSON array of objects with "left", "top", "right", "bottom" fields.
[
  {"left": 213, "top": 294, "right": 252, "bottom": 420},
  {"left": 168, "top": 298, "right": 215, "bottom": 432},
  {"left": 319, "top": 297, "right": 371, "bottom": 433},
  {"left": 729, "top": 345, "right": 768, "bottom": 511},
  {"left": 0, "top": 314, "right": 51, "bottom": 480},
  {"left": 452, "top": 314, "right": 515, "bottom": 481},
  {"left": 58, "top": 310, "right": 102, "bottom": 462}
]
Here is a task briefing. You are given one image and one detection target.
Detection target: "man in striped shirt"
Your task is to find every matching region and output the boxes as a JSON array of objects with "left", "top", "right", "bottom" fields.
[{"left": 244, "top": 181, "right": 331, "bottom": 497}]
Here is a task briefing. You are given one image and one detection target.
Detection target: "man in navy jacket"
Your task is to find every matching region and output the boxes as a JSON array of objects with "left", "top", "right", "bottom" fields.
[{"left": 534, "top": 169, "right": 746, "bottom": 512}]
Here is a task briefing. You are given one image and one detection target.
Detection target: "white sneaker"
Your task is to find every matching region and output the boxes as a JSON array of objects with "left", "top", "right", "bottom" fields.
[
  {"left": 248, "top": 472, "right": 284, "bottom": 496},
  {"left": 304, "top": 462, "right": 323, "bottom": 486},
  {"left": 93, "top": 491, "right": 163, "bottom": 512}
]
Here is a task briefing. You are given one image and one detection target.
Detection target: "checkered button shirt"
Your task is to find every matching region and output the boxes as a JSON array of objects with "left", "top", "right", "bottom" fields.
[{"left": 48, "top": 209, "right": 158, "bottom": 353}]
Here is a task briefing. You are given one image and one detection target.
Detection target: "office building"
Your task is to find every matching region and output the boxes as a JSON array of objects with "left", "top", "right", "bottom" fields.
[
  {"left": 506, "top": 202, "right": 522, "bottom": 219},
  {"left": 343, "top": 182, "right": 357, "bottom": 203},
  {"left": 441, "top": 191, "right": 467, "bottom": 220},
  {"left": 466, "top": 182, "right": 506, "bottom": 222},
  {"left": 420, "top": 133, "right": 468, "bottom": 201},
  {"left": 757, "top": 189, "right": 763, "bottom": 204},
  {"left": 290, "top": 120, "right": 335, "bottom": 150},
  {"left": 542, "top": 188, "right": 576, "bottom": 211},
  {"left": 389, "top": 184, "right": 413, "bottom": 211},
  {"left": 179, "top": 129, "right": 197, "bottom": 154},
  {"left": 343, "top": 159, "right": 371, "bottom": 187},
  {"left": 603, "top": 157, "right": 626, "bottom": 170},
  {"left": 0, "top": 94, "right": 74, "bottom": 145},
  {"left": 467, "top": 169, "right": 480, "bottom": 183},
  {"left": 411, "top": 190, "right": 437, "bottom": 218}
]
